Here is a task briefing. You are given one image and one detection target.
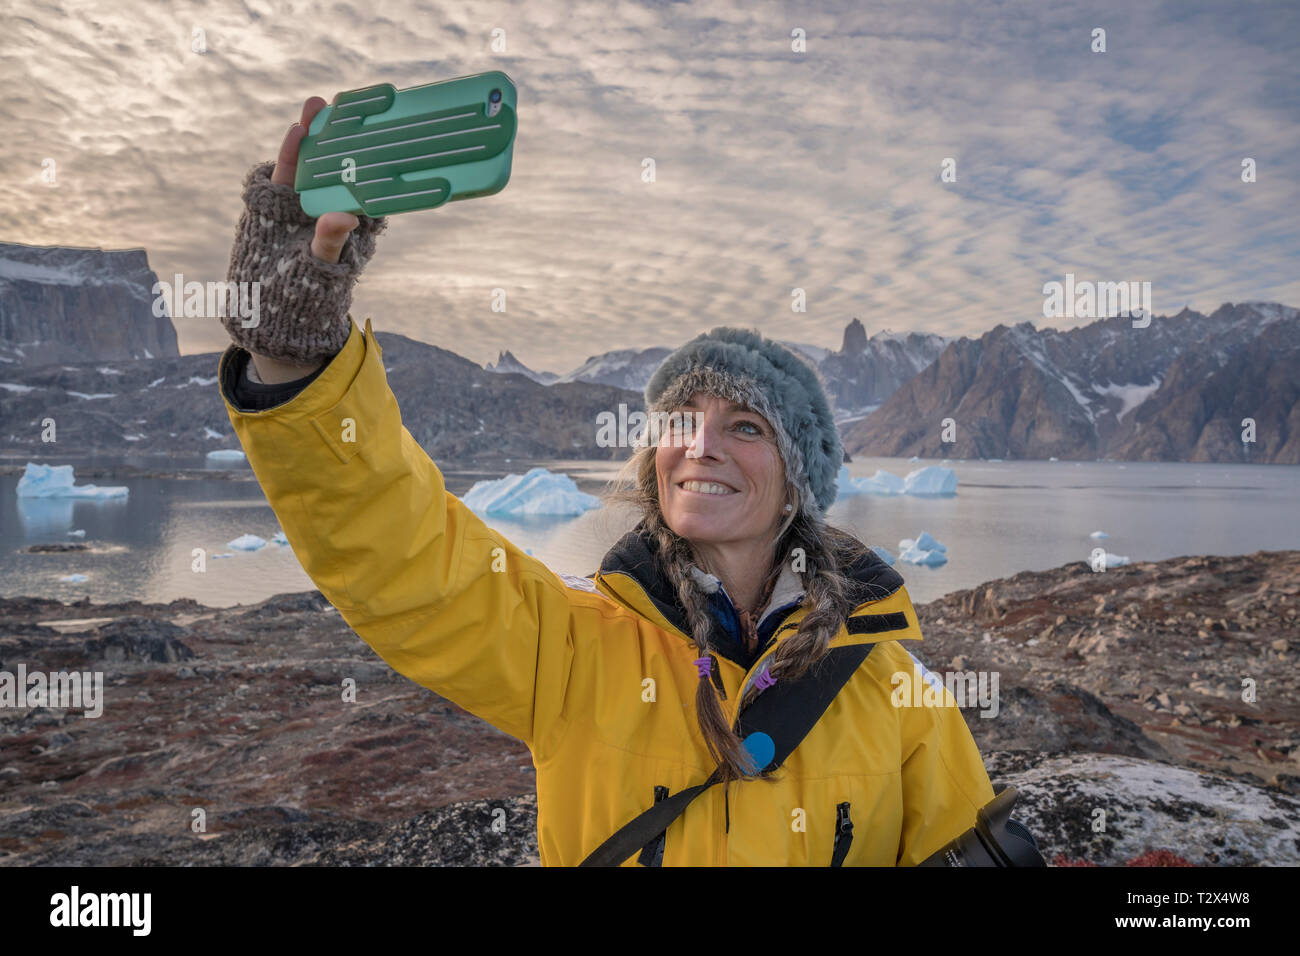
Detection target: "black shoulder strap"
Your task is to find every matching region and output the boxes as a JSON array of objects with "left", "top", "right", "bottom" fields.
[{"left": 579, "top": 642, "right": 877, "bottom": 867}]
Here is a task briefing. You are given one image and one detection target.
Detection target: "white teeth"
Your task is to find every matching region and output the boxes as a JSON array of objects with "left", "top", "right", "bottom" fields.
[{"left": 681, "top": 481, "right": 734, "bottom": 495}]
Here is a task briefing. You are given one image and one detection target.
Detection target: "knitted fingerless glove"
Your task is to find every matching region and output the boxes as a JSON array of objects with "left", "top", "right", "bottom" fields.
[{"left": 222, "top": 159, "right": 388, "bottom": 364}]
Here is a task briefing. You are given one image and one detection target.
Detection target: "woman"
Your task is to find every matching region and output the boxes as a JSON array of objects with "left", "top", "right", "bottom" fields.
[{"left": 217, "top": 97, "right": 997, "bottom": 866}]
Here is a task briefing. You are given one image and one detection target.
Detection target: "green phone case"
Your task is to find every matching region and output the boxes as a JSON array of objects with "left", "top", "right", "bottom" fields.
[{"left": 294, "top": 71, "right": 517, "bottom": 217}]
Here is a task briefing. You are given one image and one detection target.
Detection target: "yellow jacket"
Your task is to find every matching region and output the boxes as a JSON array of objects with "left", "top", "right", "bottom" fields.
[{"left": 218, "top": 316, "right": 996, "bottom": 866}]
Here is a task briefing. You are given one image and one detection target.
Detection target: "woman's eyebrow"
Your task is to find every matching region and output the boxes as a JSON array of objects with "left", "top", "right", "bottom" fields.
[{"left": 679, "top": 399, "right": 755, "bottom": 414}]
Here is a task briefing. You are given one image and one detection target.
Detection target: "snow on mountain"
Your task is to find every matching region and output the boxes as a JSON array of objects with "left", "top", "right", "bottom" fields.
[
  {"left": 556, "top": 347, "right": 672, "bottom": 391},
  {"left": 844, "top": 301, "right": 1300, "bottom": 463},
  {"left": 483, "top": 350, "right": 559, "bottom": 385},
  {"left": 778, "top": 339, "right": 831, "bottom": 363}
]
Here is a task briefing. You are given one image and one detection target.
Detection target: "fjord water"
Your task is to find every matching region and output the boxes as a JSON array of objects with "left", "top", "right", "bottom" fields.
[{"left": 0, "top": 456, "right": 1295, "bottom": 609}]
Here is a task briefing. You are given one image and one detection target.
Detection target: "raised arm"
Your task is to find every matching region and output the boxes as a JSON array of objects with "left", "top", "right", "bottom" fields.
[{"left": 216, "top": 97, "right": 579, "bottom": 752}]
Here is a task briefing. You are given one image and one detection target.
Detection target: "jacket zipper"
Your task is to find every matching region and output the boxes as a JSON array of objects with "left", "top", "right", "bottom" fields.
[
  {"left": 831, "top": 802, "right": 854, "bottom": 866},
  {"left": 637, "top": 786, "right": 670, "bottom": 867}
]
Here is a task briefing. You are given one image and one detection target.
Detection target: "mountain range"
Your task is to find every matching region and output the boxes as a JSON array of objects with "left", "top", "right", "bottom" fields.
[{"left": 0, "top": 241, "right": 1295, "bottom": 464}]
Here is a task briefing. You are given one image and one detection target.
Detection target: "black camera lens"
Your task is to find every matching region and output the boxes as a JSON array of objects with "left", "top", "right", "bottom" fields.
[{"left": 489, "top": 89, "right": 502, "bottom": 103}]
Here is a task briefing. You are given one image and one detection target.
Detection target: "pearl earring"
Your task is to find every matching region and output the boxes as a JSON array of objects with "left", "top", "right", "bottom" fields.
[{"left": 784, "top": 503, "right": 793, "bottom": 512}]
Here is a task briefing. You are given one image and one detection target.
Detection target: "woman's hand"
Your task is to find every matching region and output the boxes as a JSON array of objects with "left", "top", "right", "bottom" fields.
[{"left": 224, "top": 95, "right": 389, "bottom": 379}]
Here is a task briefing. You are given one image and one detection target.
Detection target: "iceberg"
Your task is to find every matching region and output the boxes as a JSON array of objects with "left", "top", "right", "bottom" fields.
[
  {"left": 463, "top": 467, "right": 601, "bottom": 517},
  {"left": 902, "top": 466, "right": 958, "bottom": 496},
  {"left": 1090, "top": 530, "right": 1109, "bottom": 539},
  {"left": 16, "top": 463, "right": 127, "bottom": 499},
  {"left": 206, "top": 449, "right": 246, "bottom": 462},
  {"left": 58, "top": 573, "right": 89, "bottom": 582},
  {"left": 67, "top": 529, "right": 86, "bottom": 537},
  {"left": 271, "top": 531, "right": 289, "bottom": 546},
  {"left": 913, "top": 530, "right": 947, "bottom": 552},
  {"left": 899, "top": 542, "right": 948, "bottom": 566},
  {"left": 227, "top": 534, "right": 266, "bottom": 551},
  {"left": 898, "top": 529, "right": 949, "bottom": 566},
  {"left": 1098, "top": 551, "right": 1130, "bottom": 568},
  {"left": 836, "top": 464, "right": 959, "bottom": 499},
  {"left": 835, "top": 465, "right": 904, "bottom": 497}
]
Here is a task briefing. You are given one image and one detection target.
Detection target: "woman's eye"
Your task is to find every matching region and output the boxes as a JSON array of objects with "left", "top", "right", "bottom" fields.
[{"left": 736, "top": 420, "right": 761, "bottom": 436}]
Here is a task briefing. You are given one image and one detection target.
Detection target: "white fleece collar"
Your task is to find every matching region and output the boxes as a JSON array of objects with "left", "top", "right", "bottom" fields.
[{"left": 688, "top": 563, "right": 806, "bottom": 627}]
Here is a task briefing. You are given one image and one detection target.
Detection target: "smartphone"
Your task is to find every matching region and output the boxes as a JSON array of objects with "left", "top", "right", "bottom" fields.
[{"left": 294, "top": 71, "right": 517, "bottom": 217}]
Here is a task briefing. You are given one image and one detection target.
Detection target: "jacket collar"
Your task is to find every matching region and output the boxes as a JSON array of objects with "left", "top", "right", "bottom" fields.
[{"left": 593, "top": 520, "right": 906, "bottom": 645}]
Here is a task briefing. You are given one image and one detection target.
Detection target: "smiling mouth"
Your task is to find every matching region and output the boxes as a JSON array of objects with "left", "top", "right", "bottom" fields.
[{"left": 677, "top": 480, "right": 738, "bottom": 496}]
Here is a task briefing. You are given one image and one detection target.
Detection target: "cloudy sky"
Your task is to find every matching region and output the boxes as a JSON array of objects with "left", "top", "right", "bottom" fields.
[{"left": 4, "top": 0, "right": 1298, "bottom": 372}]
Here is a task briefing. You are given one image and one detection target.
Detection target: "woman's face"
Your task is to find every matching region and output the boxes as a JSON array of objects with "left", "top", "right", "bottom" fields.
[{"left": 654, "top": 392, "right": 788, "bottom": 547}]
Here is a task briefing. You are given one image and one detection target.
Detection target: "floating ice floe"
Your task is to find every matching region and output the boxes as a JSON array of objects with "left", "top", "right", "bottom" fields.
[
  {"left": 212, "top": 553, "right": 235, "bottom": 559},
  {"left": 16, "top": 463, "right": 127, "bottom": 499},
  {"left": 870, "top": 545, "right": 895, "bottom": 565},
  {"left": 1089, "top": 530, "right": 1110, "bottom": 539},
  {"left": 226, "top": 534, "right": 266, "bottom": 551},
  {"left": 271, "top": 531, "right": 289, "bottom": 546},
  {"left": 67, "top": 529, "right": 86, "bottom": 537},
  {"left": 463, "top": 467, "right": 601, "bottom": 517},
  {"left": 903, "top": 466, "right": 958, "bottom": 496},
  {"left": 206, "top": 449, "right": 246, "bottom": 462},
  {"left": 836, "top": 465, "right": 904, "bottom": 496},
  {"left": 58, "top": 573, "right": 89, "bottom": 582},
  {"left": 1096, "top": 551, "right": 1130, "bottom": 568},
  {"left": 898, "top": 530, "right": 948, "bottom": 566},
  {"left": 836, "top": 464, "right": 958, "bottom": 498}
]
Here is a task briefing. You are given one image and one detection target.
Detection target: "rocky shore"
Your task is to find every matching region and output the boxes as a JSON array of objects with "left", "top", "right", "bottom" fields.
[{"left": 1, "top": 550, "right": 1296, "bottom": 866}]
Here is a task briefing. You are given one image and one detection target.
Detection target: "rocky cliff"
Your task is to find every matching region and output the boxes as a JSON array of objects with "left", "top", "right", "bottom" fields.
[{"left": 0, "top": 242, "right": 179, "bottom": 367}]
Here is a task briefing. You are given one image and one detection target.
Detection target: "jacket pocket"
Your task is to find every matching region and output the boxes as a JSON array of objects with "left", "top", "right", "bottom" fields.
[{"left": 830, "top": 801, "right": 854, "bottom": 866}]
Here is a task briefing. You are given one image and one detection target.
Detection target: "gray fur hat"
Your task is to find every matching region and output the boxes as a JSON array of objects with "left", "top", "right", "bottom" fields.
[{"left": 643, "top": 327, "right": 842, "bottom": 515}]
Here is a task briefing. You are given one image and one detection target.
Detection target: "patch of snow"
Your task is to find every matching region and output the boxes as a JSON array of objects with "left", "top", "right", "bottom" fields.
[
  {"left": 1095, "top": 378, "right": 1162, "bottom": 420},
  {"left": 202, "top": 427, "right": 224, "bottom": 440},
  {"left": 96, "top": 366, "right": 123, "bottom": 376},
  {"left": 0, "top": 382, "right": 36, "bottom": 393},
  {"left": 67, "top": 391, "right": 115, "bottom": 400},
  {"left": 1242, "top": 302, "right": 1298, "bottom": 325},
  {"left": 179, "top": 376, "right": 218, "bottom": 387},
  {"left": 147, "top": 377, "right": 165, "bottom": 388}
]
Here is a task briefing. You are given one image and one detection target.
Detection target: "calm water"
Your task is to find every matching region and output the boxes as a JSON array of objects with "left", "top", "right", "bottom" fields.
[{"left": 1, "top": 453, "right": 1296, "bottom": 609}]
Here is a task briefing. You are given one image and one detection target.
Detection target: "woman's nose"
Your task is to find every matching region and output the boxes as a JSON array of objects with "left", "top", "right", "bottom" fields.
[{"left": 685, "top": 414, "right": 721, "bottom": 458}]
